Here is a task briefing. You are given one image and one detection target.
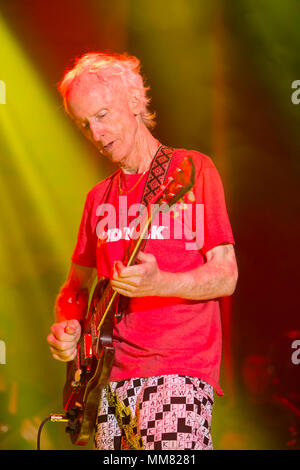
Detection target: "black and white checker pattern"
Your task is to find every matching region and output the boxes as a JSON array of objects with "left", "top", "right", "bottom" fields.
[{"left": 94, "top": 375, "right": 214, "bottom": 450}]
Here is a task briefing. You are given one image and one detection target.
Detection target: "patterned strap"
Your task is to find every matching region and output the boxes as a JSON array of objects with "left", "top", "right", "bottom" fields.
[
  {"left": 140, "top": 145, "right": 174, "bottom": 206},
  {"left": 116, "top": 145, "right": 174, "bottom": 300}
]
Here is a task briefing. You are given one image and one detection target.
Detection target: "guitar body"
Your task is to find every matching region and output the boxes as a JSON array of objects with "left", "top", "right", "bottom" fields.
[{"left": 62, "top": 279, "right": 116, "bottom": 445}]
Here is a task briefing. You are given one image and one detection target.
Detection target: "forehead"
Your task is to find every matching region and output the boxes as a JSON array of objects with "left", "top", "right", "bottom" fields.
[{"left": 66, "top": 72, "right": 126, "bottom": 119}]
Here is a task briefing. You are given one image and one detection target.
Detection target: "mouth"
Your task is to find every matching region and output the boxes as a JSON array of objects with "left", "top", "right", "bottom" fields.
[{"left": 103, "top": 141, "right": 114, "bottom": 152}]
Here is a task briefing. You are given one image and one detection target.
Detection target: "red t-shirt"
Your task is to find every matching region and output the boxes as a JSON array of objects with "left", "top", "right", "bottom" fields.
[{"left": 71, "top": 149, "right": 235, "bottom": 395}]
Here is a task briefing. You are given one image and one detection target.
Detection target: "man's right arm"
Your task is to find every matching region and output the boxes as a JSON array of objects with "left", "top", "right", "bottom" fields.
[
  {"left": 47, "top": 263, "right": 97, "bottom": 362},
  {"left": 55, "top": 263, "right": 97, "bottom": 322}
]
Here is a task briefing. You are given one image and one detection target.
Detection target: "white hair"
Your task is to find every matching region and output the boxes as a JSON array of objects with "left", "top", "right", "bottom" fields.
[{"left": 58, "top": 52, "right": 156, "bottom": 130}]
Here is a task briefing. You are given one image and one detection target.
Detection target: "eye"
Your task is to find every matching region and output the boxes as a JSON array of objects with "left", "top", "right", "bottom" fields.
[{"left": 95, "top": 110, "right": 108, "bottom": 121}]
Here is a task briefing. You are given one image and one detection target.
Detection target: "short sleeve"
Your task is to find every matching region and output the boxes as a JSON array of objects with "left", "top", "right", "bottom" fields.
[
  {"left": 194, "top": 161, "right": 235, "bottom": 254},
  {"left": 71, "top": 193, "right": 97, "bottom": 267}
]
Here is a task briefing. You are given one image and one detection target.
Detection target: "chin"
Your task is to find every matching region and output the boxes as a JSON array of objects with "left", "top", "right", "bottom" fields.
[{"left": 104, "top": 150, "right": 125, "bottom": 165}]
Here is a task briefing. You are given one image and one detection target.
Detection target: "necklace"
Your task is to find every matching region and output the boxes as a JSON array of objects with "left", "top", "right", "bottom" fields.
[
  {"left": 118, "top": 168, "right": 148, "bottom": 195},
  {"left": 118, "top": 144, "right": 161, "bottom": 195}
]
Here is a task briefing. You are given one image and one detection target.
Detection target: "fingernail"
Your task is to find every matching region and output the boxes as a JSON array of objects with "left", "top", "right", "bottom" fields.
[{"left": 64, "top": 324, "right": 75, "bottom": 334}]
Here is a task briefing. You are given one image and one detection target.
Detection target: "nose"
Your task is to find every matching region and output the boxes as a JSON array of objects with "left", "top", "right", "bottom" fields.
[{"left": 88, "top": 120, "right": 105, "bottom": 142}]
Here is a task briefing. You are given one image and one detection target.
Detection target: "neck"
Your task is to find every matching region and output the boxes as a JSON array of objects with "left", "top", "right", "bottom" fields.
[{"left": 120, "top": 122, "right": 160, "bottom": 174}]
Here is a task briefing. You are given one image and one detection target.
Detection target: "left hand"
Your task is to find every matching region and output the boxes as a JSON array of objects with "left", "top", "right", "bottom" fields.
[{"left": 111, "top": 251, "right": 165, "bottom": 297}]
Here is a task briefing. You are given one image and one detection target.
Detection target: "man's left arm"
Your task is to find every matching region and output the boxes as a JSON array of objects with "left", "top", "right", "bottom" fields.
[
  {"left": 111, "top": 243, "right": 238, "bottom": 300},
  {"left": 163, "top": 243, "right": 238, "bottom": 300}
]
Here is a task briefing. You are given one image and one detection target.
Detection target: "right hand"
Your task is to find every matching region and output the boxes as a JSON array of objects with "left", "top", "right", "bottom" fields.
[{"left": 47, "top": 319, "right": 81, "bottom": 362}]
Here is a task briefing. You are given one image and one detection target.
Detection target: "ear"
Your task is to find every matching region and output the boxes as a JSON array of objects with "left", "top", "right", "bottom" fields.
[{"left": 128, "top": 88, "right": 143, "bottom": 116}]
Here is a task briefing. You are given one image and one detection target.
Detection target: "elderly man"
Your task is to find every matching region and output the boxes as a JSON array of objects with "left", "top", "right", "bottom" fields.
[{"left": 47, "top": 52, "right": 238, "bottom": 450}]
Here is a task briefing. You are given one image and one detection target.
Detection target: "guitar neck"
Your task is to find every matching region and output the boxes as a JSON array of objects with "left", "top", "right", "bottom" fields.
[
  {"left": 94, "top": 156, "right": 195, "bottom": 333},
  {"left": 95, "top": 205, "right": 157, "bottom": 333}
]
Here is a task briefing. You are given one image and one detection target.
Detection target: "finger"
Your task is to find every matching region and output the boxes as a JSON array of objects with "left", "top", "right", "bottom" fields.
[
  {"left": 48, "top": 336, "right": 76, "bottom": 352},
  {"left": 47, "top": 333, "right": 60, "bottom": 347},
  {"left": 111, "top": 260, "right": 124, "bottom": 281},
  {"left": 111, "top": 263, "right": 118, "bottom": 281},
  {"left": 111, "top": 279, "right": 148, "bottom": 297},
  {"left": 64, "top": 320, "right": 80, "bottom": 336},
  {"left": 111, "top": 277, "right": 141, "bottom": 290},
  {"left": 51, "top": 354, "right": 66, "bottom": 362},
  {"left": 113, "top": 264, "right": 145, "bottom": 279},
  {"left": 111, "top": 285, "right": 135, "bottom": 297},
  {"left": 115, "top": 260, "right": 125, "bottom": 274},
  {"left": 136, "top": 251, "right": 155, "bottom": 262},
  {"left": 51, "top": 348, "right": 76, "bottom": 362},
  {"left": 50, "top": 326, "right": 78, "bottom": 342},
  {"left": 50, "top": 344, "right": 76, "bottom": 356}
]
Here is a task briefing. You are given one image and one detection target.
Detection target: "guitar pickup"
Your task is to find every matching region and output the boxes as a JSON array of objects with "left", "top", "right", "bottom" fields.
[{"left": 83, "top": 334, "right": 93, "bottom": 358}]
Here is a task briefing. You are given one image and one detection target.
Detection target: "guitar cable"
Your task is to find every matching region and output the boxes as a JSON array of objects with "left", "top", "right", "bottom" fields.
[{"left": 37, "top": 414, "right": 68, "bottom": 450}]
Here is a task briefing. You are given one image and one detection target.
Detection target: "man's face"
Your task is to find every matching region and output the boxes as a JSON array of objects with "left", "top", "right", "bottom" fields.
[{"left": 66, "top": 72, "right": 139, "bottom": 165}]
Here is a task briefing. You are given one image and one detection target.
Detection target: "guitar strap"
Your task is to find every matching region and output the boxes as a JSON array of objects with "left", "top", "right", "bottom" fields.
[
  {"left": 115, "top": 144, "right": 174, "bottom": 313},
  {"left": 140, "top": 144, "right": 174, "bottom": 206},
  {"left": 133, "top": 144, "right": 174, "bottom": 255}
]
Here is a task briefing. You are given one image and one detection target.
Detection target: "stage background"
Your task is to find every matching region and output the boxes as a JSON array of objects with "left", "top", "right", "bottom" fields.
[{"left": 0, "top": 0, "right": 299, "bottom": 450}]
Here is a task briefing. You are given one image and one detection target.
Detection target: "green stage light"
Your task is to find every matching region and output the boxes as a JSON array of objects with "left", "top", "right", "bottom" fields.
[{"left": 0, "top": 13, "right": 104, "bottom": 450}]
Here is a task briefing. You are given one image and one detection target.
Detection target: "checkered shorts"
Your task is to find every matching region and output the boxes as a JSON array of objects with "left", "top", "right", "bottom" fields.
[{"left": 94, "top": 374, "right": 214, "bottom": 450}]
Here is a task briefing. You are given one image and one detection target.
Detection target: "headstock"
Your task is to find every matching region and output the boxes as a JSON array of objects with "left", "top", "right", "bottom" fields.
[{"left": 154, "top": 156, "right": 195, "bottom": 209}]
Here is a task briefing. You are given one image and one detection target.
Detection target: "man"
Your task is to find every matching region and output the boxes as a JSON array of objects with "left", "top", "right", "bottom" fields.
[{"left": 47, "top": 52, "right": 238, "bottom": 450}]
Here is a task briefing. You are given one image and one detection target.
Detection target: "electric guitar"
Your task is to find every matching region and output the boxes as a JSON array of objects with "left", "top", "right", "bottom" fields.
[{"left": 62, "top": 156, "right": 195, "bottom": 445}]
